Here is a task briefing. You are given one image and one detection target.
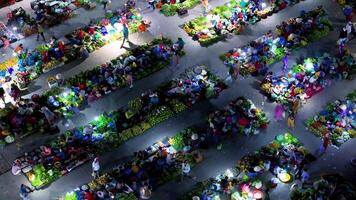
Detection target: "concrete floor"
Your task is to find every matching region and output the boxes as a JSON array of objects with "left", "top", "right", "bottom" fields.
[{"left": 0, "top": 0, "right": 355, "bottom": 199}]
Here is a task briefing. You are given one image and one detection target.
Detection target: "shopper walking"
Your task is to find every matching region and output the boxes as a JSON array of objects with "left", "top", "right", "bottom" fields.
[
  {"left": 147, "top": 0, "right": 156, "bottom": 10},
  {"left": 36, "top": 23, "right": 45, "bottom": 41},
  {"left": 19, "top": 184, "right": 33, "bottom": 200},
  {"left": 120, "top": 23, "right": 129, "bottom": 48},
  {"left": 102, "top": 0, "right": 109, "bottom": 10},
  {"left": 92, "top": 157, "right": 100, "bottom": 179}
]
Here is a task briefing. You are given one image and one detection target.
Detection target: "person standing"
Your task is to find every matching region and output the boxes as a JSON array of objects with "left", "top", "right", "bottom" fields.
[
  {"left": 287, "top": 111, "right": 295, "bottom": 129},
  {"left": 301, "top": 168, "right": 310, "bottom": 187},
  {"left": 180, "top": 160, "right": 193, "bottom": 182},
  {"left": 92, "top": 157, "right": 100, "bottom": 179},
  {"left": 274, "top": 103, "right": 284, "bottom": 121},
  {"left": 36, "top": 23, "right": 45, "bottom": 41},
  {"left": 0, "top": 86, "right": 5, "bottom": 107},
  {"left": 1, "top": 36, "right": 11, "bottom": 56},
  {"left": 102, "top": 0, "right": 108, "bottom": 10},
  {"left": 176, "top": 37, "right": 185, "bottom": 50},
  {"left": 282, "top": 51, "right": 290, "bottom": 71},
  {"left": 120, "top": 23, "right": 129, "bottom": 48},
  {"left": 343, "top": 5, "right": 353, "bottom": 22},
  {"left": 19, "top": 184, "right": 33, "bottom": 200},
  {"left": 320, "top": 132, "right": 331, "bottom": 153}
]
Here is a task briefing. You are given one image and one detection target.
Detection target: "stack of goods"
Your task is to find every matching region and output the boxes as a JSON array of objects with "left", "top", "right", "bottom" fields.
[
  {"left": 182, "top": 0, "right": 305, "bottom": 46},
  {"left": 157, "top": 0, "right": 200, "bottom": 16},
  {"left": 14, "top": 66, "right": 226, "bottom": 188},
  {"left": 290, "top": 174, "right": 356, "bottom": 200},
  {"left": 260, "top": 53, "right": 356, "bottom": 105},
  {"left": 208, "top": 96, "right": 269, "bottom": 136},
  {"left": 221, "top": 7, "right": 333, "bottom": 76},
  {"left": 181, "top": 133, "right": 315, "bottom": 200},
  {"left": 0, "top": 38, "right": 182, "bottom": 145},
  {"left": 305, "top": 90, "right": 356, "bottom": 146}
]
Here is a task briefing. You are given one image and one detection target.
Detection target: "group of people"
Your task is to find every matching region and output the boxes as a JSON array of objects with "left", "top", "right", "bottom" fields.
[
  {"left": 223, "top": 6, "right": 330, "bottom": 78},
  {"left": 208, "top": 97, "right": 269, "bottom": 148},
  {"left": 81, "top": 128, "right": 206, "bottom": 199}
]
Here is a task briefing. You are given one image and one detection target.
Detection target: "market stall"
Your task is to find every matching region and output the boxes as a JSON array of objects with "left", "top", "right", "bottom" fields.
[
  {"left": 0, "top": 4, "right": 146, "bottom": 89},
  {"left": 30, "top": 0, "right": 76, "bottom": 27},
  {"left": 0, "top": 21, "right": 19, "bottom": 48},
  {"left": 182, "top": 0, "right": 305, "bottom": 46},
  {"left": 305, "top": 90, "right": 356, "bottom": 147},
  {"left": 0, "top": 37, "right": 182, "bottom": 146},
  {"left": 208, "top": 96, "right": 269, "bottom": 136},
  {"left": 260, "top": 53, "right": 356, "bottom": 106},
  {"left": 221, "top": 7, "right": 332, "bottom": 76},
  {"left": 290, "top": 174, "right": 356, "bottom": 200},
  {"left": 62, "top": 127, "right": 204, "bottom": 200},
  {"left": 14, "top": 65, "right": 227, "bottom": 189},
  {"left": 180, "top": 133, "right": 315, "bottom": 200},
  {"left": 157, "top": 0, "right": 200, "bottom": 16},
  {"left": 7, "top": 6, "right": 37, "bottom": 36}
]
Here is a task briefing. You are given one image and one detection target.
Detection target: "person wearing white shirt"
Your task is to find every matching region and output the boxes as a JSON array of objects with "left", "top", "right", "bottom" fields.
[{"left": 92, "top": 157, "right": 100, "bottom": 179}]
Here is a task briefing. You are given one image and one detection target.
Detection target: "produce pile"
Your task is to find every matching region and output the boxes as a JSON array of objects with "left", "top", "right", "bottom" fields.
[
  {"left": 158, "top": 0, "right": 200, "bottom": 16},
  {"left": 62, "top": 127, "right": 204, "bottom": 200},
  {"left": 208, "top": 96, "right": 269, "bottom": 136},
  {"left": 221, "top": 7, "right": 333, "bottom": 76},
  {"left": 290, "top": 174, "right": 356, "bottom": 200},
  {"left": 305, "top": 90, "right": 356, "bottom": 146},
  {"left": 15, "top": 66, "right": 226, "bottom": 188},
  {"left": 260, "top": 53, "right": 356, "bottom": 105},
  {"left": 181, "top": 133, "right": 315, "bottom": 200},
  {"left": 0, "top": 37, "right": 179, "bottom": 146},
  {"left": 182, "top": 0, "right": 305, "bottom": 46},
  {"left": 1, "top": 4, "right": 145, "bottom": 89}
]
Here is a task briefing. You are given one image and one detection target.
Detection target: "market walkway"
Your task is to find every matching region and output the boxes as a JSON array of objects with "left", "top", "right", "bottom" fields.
[{"left": 0, "top": 0, "right": 355, "bottom": 199}]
